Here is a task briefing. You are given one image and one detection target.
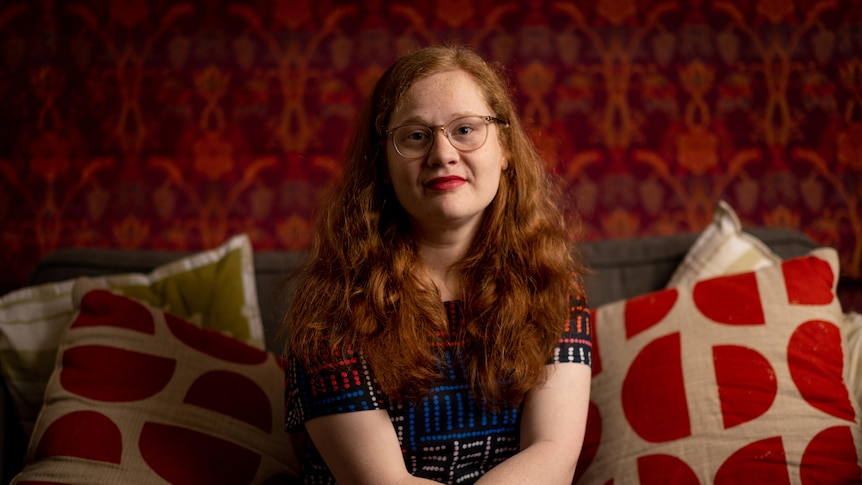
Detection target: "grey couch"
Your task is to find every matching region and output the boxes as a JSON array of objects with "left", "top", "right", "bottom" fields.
[{"left": 0, "top": 228, "right": 819, "bottom": 481}]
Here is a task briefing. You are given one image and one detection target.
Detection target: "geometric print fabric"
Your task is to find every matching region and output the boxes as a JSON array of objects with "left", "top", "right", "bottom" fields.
[
  {"left": 13, "top": 286, "right": 299, "bottom": 484},
  {"left": 287, "top": 300, "right": 593, "bottom": 484},
  {"left": 575, "top": 248, "right": 862, "bottom": 484}
]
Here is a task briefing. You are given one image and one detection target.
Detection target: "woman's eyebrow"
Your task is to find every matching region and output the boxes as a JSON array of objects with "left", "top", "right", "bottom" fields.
[{"left": 391, "top": 112, "right": 482, "bottom": 126}]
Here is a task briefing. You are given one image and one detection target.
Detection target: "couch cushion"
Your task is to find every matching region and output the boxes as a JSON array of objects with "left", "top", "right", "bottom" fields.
[
  {"left": 12, "top": 283, "right": 300, "bottom": 484},
  {"left": 0, "top": 234, "right": 262, "bottom": 438},
  {"left": 574, "top": 248, "right": 862, "bottom": 483}
]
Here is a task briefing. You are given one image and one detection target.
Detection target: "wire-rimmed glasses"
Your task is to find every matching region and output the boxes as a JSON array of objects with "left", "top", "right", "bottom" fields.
[{"left": 386, "top": 115, "right": 507, "bottom": 159}]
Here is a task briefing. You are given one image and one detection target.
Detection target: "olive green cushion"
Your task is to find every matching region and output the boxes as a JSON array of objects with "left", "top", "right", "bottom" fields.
[{"left": 0, "top": 234, "right": 262, "bottom": 437}]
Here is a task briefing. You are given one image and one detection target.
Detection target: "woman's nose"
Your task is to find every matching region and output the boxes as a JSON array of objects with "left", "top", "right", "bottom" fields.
[{"left": 425, "top": 127, "right": 459, "bottom": 166}]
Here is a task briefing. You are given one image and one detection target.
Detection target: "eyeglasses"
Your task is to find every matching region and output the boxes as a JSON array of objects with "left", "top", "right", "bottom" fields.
[{"left": 386, "top": 115, "right": 507, "bottom": 159}]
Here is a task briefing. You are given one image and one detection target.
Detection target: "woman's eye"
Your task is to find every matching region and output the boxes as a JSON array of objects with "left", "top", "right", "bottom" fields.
[
  {"left": 402, "top": 130, "right": 429, "bottom": 143},
  {"left": 453, "top": 125, "right": 475, "bottom": 137}
]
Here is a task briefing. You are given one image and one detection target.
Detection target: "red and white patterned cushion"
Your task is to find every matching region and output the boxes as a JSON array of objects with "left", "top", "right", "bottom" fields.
[
  {"left": 574, "top": 248, "right": 862, "bottom": 484},
  {"left": 13, "top": 285, "right": 300, "bottom": 485}
]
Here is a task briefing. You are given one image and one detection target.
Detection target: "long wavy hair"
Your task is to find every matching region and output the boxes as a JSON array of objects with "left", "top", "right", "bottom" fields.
[{"left": 285, "top": 45, "right": 584, "bottom": 407}]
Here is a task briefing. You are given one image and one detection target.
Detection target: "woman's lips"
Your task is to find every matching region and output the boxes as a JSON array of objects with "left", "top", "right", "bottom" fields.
[{"left": 425, "top": 176, "right": 466, "bottom": 191}]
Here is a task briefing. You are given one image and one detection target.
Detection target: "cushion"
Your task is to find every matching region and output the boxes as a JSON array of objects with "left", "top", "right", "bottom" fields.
[
  {"left": 12, "top": 282, "right": 299, "bottom": 484},
  {"left": 574, "top": 248, "right": 862, "bottom": 483},
  {"left": 666, "top": 200, "right": 782, "bottom": 287},
  {"left": 0, "top": 234, "right": 263, "bottom": 437},
  {"left": 666, "top": 205, "right": 862, "bottom": 414},
  {"left": 844, "top": 311, "right": 862, "bottom": 409}
]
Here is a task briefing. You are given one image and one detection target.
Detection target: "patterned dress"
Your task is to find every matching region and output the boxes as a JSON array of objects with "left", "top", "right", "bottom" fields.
[{"left": 285, "top": 300, "right": 592, "bottom": 484}]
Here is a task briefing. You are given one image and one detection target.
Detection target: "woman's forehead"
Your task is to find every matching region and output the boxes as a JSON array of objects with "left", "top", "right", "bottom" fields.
[{"left": 389, "top": 70, "right": 491, "bottom": 125}]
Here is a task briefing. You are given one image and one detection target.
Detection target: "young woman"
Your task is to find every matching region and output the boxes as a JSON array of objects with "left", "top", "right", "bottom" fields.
[{"left": 284, "top": 45, "right": 592, "bottom": 484}]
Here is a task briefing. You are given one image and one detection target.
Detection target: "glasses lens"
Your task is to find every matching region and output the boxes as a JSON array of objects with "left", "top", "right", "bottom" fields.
[
  {"left": 446, "top": 117, "right": 488, "bottom": 151},
  {"left": 392, "top": 125, "right": 432, "bottom": 158}
]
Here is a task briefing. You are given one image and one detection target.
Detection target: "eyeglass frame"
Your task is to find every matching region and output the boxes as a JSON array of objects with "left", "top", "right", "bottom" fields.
[{"left": 384, "top": 115, "right": 509, "bottom": 159}]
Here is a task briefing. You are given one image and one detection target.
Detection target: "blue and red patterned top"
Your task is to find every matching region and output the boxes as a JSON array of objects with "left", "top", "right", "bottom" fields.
[{"left": 285, "top": 300, "right": 592, "bottom": 484}]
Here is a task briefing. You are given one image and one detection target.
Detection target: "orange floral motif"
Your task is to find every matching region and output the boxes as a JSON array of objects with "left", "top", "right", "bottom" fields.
[
  {"left": 640, "top": 70, "right": 678, "bottom": 115},
  {"left": 810, "top": 213, "right": 840, "bottom": 247},
  {"left": 596, "top": 0, "right": 637, "bottom": 26},
  {"left": 518, "top": 61, "right": 555, "bottom": 95},
  {"left": 601, "top": 208, "right": 640, "bottom": 239},
  {"left": 716, "top": 29, "right": 740, "bottom": 64},
  {"left": 276, "top": 215, "right": 312, "bottom": 250},
  {"left": 113, "top": 215, "right": 150, "bottom": 249},
  {"left": 109, "top": 0, "right": 149, "bottom": 29},
  {"left": 800, "top": 173, "right": 824, "bottom": 211},
  {"left": 274, "top": 0, "right": 311, "bottom": 29},
  {"left": 839, "top": 59, "right": 862, "bottom": 93},
  {"left": 29, "top": 132, "right": 70, "bottom": 183},
  {"left": 194, "top": 67, "right": 231, "bottom": 108},
  {"left": 651, "top": 215, "right": 681, "bottom": 236},
  {"left": 734, "top": 175, "right": 760, "bottom": 213},
  {"left": 434, "top": 0, "right": 476, "bottom": 28},
  {"left": 85, "top": 184, "right": 109, "bottom": 221},
  {"left": 763, "top": 205, "right": 801, "bottom": 229},
  {"left": 675, "top": 127, "right": 719, "bottom": 176},
  {"left": 193, "top": 132, "right": 234, "bottom": 181},
  {"left": 357, "top": 66, "right": 386, "bottom": 97},
  {"left": 167, "top": 35, "right": 191, "bottom": 70},
  {"left": 755, "top": 0, "right": 795, "bottom": 24},
  {"left": 837, "top": 123, "right": 862, "bottom": 171},
  {"left": 717, "top": 72, "right": 753, "bottom": 113},
  {"left": 517, "top": 62, "right": 555, "bottom": 126},
  {"left": 249, "top": 185, "right": 275, "bottom": 220},
  {"left": 679, "top": 60, "right": 714, "bottom": 97},
  {"left": 153, "top": 184, "right": 177, "bottom": 221},
  {"left": 233, "top": 35, "right": 256, "bottom": 70},
  {"left": 30, "top": 66, "right": 64, "bottom": 105},
  {"left": 73, "top": 225, "right": 99, "bottom": 247}
]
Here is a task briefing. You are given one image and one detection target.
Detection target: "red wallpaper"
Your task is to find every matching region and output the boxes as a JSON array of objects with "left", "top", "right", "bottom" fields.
[{"left": 1, "top": 0, "right": 860, "bottom": 309}]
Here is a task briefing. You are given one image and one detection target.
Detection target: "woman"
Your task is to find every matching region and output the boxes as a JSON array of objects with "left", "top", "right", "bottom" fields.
[{"left": 284, "top": 45, "right": 592, "bottom": 484}]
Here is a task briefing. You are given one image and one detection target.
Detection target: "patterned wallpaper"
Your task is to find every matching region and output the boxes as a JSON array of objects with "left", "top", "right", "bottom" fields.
[{"left": 0, "top": 0, "right": 860, "bottom": 309}]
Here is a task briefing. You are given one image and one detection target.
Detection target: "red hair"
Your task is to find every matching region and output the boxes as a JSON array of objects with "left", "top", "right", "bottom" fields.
[{"left": 284, "top": 45, "right": 584, "bottom": 407}]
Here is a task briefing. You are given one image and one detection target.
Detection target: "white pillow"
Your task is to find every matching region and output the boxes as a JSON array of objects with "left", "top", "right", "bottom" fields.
[
  {"left": 843, "top": 311, "right": 862, "bottom": 409},
  {"left": 667, "top": 201, "right": 781, "bottom": 287}
]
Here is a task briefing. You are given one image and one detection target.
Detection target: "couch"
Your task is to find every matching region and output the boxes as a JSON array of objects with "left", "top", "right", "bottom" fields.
[{"left": 1, "top": 202, "right": 860, "bottom": 484}]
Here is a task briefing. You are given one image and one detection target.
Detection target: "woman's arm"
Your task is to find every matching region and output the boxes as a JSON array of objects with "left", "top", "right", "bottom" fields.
[
  {"left": 475, "top": 362, "right": 592, "bottom": 484},
  {"left": 305, "top": 409, "right": 443, "bottom": 485}
]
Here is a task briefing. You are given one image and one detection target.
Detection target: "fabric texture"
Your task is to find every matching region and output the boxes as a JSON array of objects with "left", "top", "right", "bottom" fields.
[
  {"left": 286, "top": 300, "right": 592, "bottom": 484},
  {"left": 2, "top": 2, "right": 861, "bottom": 319},
  {"left": 666, "top": 200, "right": 782, "bottom": 288},
  {"left": 574, "top": 248, "right": 862, "bottom": 484},
  {"left": 844, "top": 311, "right": 862, "bottom": 411},
  {"left": 12, "top": 283, "right": 299, "bottom": 484},
  {"left": 0, "top": 233, "right": 262, "bottom": 437}
]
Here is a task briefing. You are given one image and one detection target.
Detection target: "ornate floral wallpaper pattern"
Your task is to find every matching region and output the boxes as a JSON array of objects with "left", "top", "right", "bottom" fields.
[{"left": 0, "top": 0, "right": 860, "bottom": 310}]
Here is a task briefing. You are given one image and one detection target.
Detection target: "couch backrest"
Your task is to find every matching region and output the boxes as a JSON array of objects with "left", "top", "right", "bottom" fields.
[
  {"left": 26, "top": 228, "right": 818, "bottom": 354},
  {"left": 578, "top": 227, "right": 818, "bottom": 308}
]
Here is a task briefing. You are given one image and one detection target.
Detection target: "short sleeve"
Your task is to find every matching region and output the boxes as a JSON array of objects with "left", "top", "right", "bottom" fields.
[
  {"left": 285, "top": 348, "right": 387, "bottom": 432},
  {"left": 550, "top": 291, "right": 593, "bottom": 366}
]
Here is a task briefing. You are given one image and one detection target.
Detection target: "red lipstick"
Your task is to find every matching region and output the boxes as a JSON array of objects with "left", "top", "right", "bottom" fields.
[{"left": 424, "top": 176, "right": 466, "bottom": 191}]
